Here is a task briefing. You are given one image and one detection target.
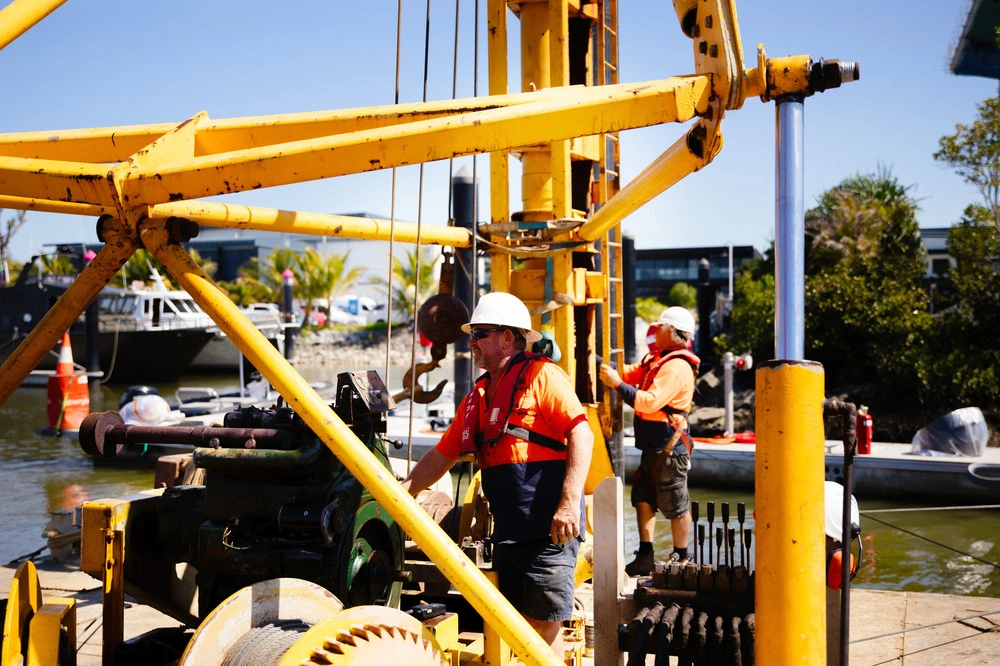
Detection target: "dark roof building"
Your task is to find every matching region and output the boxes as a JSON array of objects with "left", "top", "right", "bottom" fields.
[
  {"left": 634, "top": 245, "right": 760, "bottom": 301},
  {"left": 950, "top": 0, "right": 1000, "bottom": 79}
]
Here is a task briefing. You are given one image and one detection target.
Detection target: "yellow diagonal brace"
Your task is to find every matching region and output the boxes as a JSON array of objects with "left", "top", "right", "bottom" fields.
[
  {"left": 0, "top": 89, "right": 565, "bottom": 163},
  {"left": 0, "top": 156, "right": 114, "bottom": 206},
  {"left": 0, "top": 0, "right": 67, "bottom": 51},
  {"left": 140, "top": 222, "right": 561, "bottom": 666},
  {"left": 147, "top": 201, "right": 472, "bottom": 248},
  {"left": 121, "top": 77, "right": 711, "bottom": 206},
  {"left": 0, "top": 217, "right": 137, "bottom": 405},
  {"left": 577, "top": 121, "right": 722, "bottom": 242},
  {"left": 0, "top": 194, "right": 109, "bottom": 216}
]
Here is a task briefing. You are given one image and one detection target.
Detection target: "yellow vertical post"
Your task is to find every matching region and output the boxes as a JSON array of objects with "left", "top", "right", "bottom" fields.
[
  {"left": 755, "top": 360, "right": 827, "bottom": 664},
  {"left": 488, "top": 0, "right": 511, "bottom": 293}
]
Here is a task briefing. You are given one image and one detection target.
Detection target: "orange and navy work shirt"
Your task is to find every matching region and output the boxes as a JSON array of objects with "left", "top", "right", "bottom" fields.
[
  {"left": 435, "top": 355, "right": 588, "bottom": 543},
  {"left": 620, "top": 350, "right": 697, "bottom": 428}
]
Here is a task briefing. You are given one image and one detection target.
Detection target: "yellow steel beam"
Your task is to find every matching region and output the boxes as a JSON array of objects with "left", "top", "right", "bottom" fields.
[
  {"left": 140, "top": 221, "right": 562, "bottom": 666},
  {"left": 0, "top": 88, "right": 576, "bottom": 163},
  {"left": 0, "top": 156, "right": 115, "bottom": 206},
  {"left": 118, "top": 78, "right": 710, "bottom": 207},
  {"left": 487, "top": 0, "right": 512, "bottom": 293},
  {"left": 148, "top": 201, "right": 472, "bottom": 248},
  {"left": 0, "top": 194, "right": 109, "bottom": 216},
  {"left": 0, "top": 0, "right": 67, "bottom": 51},
  {"left": 0, "top": 217, "right": 137, "bottom": 405},
  {"left": 755, "top": 360, "right": 827, "bottom": 664},
  {"left": 577, "top": 120, "right": 722, "bottom": 242}
]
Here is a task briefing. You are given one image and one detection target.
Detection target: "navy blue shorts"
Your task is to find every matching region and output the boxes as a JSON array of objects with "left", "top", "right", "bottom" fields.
[{"left": 492, "top": 537, "right": 580, "bottom": 622}]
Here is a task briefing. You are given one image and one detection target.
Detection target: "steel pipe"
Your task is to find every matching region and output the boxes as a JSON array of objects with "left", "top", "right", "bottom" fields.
[{"left": 774, "top": 95, "right": 805, "bottom": 360}]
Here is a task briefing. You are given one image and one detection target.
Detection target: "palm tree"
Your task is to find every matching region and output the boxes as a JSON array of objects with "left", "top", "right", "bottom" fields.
[
  {"left": 371, "top": 247, "right": 439, "bottom": 323},
  {"left": 109, "top": 248, "right": 217, "bottom": 289},
  {"left": 228, "top": 248, "right": 300, "bottom": 303},
  {"left": 295, "top": 248, "right": 365, "bottom": 313}
]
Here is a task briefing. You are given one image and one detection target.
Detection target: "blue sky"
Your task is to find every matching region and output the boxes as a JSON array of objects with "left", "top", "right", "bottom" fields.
[{"left": 0, "top": 1, "right": 996, "bottom": 262}]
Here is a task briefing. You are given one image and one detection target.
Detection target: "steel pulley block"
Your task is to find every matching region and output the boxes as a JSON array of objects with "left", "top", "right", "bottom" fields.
[{"left": 417, "top": 293, "right": 469, "bottom": 346}]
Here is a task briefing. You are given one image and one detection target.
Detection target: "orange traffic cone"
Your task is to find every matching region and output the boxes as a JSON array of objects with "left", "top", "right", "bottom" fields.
[{"left": 46, "top": 333, "right": 90, "bottom": 433}]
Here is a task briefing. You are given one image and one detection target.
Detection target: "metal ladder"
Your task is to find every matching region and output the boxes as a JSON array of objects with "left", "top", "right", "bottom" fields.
[{"left": 596, "top": 0, "right": 624, "bottom": 441}]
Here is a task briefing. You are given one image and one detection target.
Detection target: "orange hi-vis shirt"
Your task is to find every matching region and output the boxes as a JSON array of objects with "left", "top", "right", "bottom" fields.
[
  {"left": 435, "top": 355, "right": 587, "bottom": 543},
  {"left": 621, "top": 352, "right": 697, "bottom": 428}
]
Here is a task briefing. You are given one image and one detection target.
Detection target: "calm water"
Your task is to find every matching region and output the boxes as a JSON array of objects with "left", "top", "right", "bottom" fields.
[{"left": 1, "top": 372, "right": 998, "bottom": 599}]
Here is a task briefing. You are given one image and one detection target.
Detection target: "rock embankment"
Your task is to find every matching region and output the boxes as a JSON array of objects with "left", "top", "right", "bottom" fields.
[{"left": 289, "top": 327, "right": 421, "bottom": 369}]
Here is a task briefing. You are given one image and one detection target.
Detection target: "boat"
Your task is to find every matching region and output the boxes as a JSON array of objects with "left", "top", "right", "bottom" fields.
[
  {"left": 0, "top": 260, "right": 215, "bottom": 384},
  {"left": 187, "top": 304, "right": 298, "bottom": 373}
]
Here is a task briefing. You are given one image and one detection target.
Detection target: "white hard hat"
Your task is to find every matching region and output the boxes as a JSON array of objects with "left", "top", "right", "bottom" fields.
[
  {"left": 658, "top": 306, "right": 696, "bottom": 334},
  {"left": 461, "top": 292, "right": 542, "bottom": 344}
]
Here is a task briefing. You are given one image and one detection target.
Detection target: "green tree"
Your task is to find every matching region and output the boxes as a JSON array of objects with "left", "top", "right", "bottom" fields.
[
  {"left": 635, "top": 297, "right": 667, "bottom": 323},
  {"left": 220, "top": 248, "right": 300, "bottom": 304},
  {"left": 667, "top": 282, "right": 697, "bottom": 309},
  {"left": 724, "top": 168, "right": 930, "bottom": 410},
  {"left": 295, "top": 248, "right": 365, "bottom": 313},
  {"left": 934, "top": 96, "right": 1000, "bottom": 229},
  {"left": 372, "top": 247, "right": 439, "bottom": 322},
  {"left": 921, "top": 205, "right": 1000, "bottom": 410},
  {"left": 109, "top": 248, "right": 216, "bottom": 289},
  {"left": 30, "top": 254, "right": 77, "bottom": 277}
]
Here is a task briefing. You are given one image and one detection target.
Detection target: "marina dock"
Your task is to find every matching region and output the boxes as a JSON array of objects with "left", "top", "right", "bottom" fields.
[{"left": 5, "top": 559, "right": 998, "bottom": 665}]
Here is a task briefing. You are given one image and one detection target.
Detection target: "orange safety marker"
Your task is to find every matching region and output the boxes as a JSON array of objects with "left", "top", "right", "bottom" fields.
[{"left": 46, "top": 333, "right": 90, "bottom": 432}]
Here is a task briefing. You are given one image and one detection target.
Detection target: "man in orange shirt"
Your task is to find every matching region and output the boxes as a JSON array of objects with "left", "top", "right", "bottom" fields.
[
  {"left": 402, "top": 292, "right": 593, "bottom": 656},
  {"left": 599, "top": 306, "right": 699, "bottom": 576}
]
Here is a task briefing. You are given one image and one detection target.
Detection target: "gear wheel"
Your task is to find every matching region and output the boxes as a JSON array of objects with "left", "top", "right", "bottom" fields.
[{"left": 278, "top": 606, "right": 446, "bottom": 666}]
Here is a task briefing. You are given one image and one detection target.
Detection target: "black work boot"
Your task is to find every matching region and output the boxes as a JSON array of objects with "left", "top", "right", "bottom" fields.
[{"left": 624, "top": 550, "right": 655, "bottom": 577}]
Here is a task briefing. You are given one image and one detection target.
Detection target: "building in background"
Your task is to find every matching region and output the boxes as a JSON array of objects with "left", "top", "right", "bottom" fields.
[{"left": 634, "top": 245, "right": 760, "bottom": 302}]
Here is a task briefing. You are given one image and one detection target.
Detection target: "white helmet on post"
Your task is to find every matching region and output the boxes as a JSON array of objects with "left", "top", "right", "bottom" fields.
[
  {"left": 461, "top": 292, "right": 542, "bottom": 344},
  {"left": 658, "top": 306, "right": 696, "bottom": 334}
]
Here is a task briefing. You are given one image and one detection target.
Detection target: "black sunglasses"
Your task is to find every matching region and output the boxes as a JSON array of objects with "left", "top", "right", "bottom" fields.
[{"left": 469, "top": 327, "right": 503, "bottom": 340}]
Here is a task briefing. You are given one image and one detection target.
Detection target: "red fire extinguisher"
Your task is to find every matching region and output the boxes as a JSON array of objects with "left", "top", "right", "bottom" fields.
[{"left": 855, "top": 406, "right": 873, "bottom": 455}]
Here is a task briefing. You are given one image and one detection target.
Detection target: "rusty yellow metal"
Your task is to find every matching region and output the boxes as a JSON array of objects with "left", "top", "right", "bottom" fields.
[
  {"left": 0, "top": 0, "right": 68, "bottom": 51},
  {"left": 0, "top": 219, "right": 137, "bottom": 406},
  {"left": 26, "top": 598, "right": 76, "bottom": 666},
  {"left": 766, "top": 55, "right": 812, "bottom": 100},
  {"left": 0, "top": 194, "right": 109, "bottom": 216},
  {"left": 148, "top": 201, "right": 472, "bottom": 248},
  {"left": 140, "top": 222, "right": 562, "bottom": 666},
  {"left": 2, "top": 561, "right": 42, "bottom": 666},
  {"left": 577, "top": 121, "right": 722, "bottom": 242},
  {"left": 0, "top": 156, "right": 115, "bottom": 206},
  {"left": 755, "top": 360, "right": 827, "bottom": 665},
  {"left": 79, "top": 490, "right": 164, "bottom": 574},
  {"left": 0, "top": 92, "right": 558, "bottom": 162},
  {"left": 487, "top": 0, "right": 512, "bottom": 293},
  {"left": 116, "top": 78, "right": 710, "bottom": 207}
]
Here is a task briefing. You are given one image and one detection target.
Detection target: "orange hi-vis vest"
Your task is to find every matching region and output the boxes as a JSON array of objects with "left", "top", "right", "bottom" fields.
[
  {"left": 459, "top": 352, "right": 568, "bottom": 459},
  {"left": 632, "top": 348, "right": 700, "bottom": 453}
]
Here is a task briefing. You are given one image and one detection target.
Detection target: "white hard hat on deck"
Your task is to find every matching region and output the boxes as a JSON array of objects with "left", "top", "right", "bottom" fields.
[
  {"left": 658, "top": 306, "right": 696, "bottom": 334},
  {"left": 461, "top": 292, "right": 542, "bottom": 344}
]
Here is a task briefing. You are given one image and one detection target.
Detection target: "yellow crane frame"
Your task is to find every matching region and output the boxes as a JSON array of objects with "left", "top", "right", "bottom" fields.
[{"left": 0, "top": 1, "right": 856, "bottom": 664}]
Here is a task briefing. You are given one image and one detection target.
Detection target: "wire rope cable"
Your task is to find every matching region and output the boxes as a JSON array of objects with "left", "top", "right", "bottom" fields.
[
  {"left": 862, "top": 512, "right": 1000, "bottom": 571},
  {"left": 384, "top": 0, "right": 404, "bottom": 389},
  {"left": 406, "top": 0, "right": 434, "bottom": 473}
]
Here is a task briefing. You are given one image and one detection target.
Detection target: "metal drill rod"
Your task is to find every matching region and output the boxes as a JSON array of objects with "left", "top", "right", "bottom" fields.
[
  {"left": 728, "top": 529, "right": 736, "bottom": 569},
  {"left": 721, "top": 503, "right": 730, "bottom": 568},
  {"left": 690, "top": 501, "right": 699, "bottom": 561},
  {"left": 698, "top": 523, "right": 706, "bottom": 567},
  {"left": 744, "top": 528, "right": 752, "bottom": 572},
  {"left": 715, "top": 527, "right": 723, "bottom": 569},
  {"left": 706, "top": 501, "right": 715, "bottom": 564},
  {"left": 737, "top": 502, "right": 746, "bottom": 568}
]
